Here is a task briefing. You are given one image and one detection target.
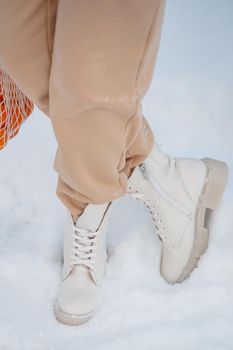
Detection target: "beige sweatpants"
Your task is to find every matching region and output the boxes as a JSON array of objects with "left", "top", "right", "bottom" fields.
[{"left": 0, "top": 0, "right": 165, "bottom": 220}]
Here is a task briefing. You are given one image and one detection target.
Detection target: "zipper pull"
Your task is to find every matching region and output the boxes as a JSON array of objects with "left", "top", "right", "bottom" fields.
[{"left": 139, "top": 163, "right": 150, "bottom": 181}]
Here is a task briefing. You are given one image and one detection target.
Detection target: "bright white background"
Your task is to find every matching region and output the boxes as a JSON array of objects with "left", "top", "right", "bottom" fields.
[{"left": 0, "top": 1, "right": 233, "bottom": 349}]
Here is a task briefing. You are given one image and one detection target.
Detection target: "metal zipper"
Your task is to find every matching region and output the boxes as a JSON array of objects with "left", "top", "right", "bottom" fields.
[{"left": 139, "top": 163, "right": 192, "bottom": 217}]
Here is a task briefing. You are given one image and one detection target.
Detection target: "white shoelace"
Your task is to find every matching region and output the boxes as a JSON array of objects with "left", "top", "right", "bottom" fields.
[
  {"left": 130, "top": 191, "right": 167, "bottom": 240},
  {"left": 69, "top": 224, "right": 98, "bottom": 270}
]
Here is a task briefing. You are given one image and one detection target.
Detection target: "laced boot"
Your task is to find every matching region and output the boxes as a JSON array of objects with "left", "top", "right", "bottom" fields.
[
  {"left": 127, "top": 144, "right": 228, "bottom": 284},
  {"left": 54, "top": 202, "right": 111, "bottom": 325}
]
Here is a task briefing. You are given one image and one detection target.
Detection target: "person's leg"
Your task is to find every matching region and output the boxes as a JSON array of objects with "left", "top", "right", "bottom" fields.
[
  {"left": 0, "top": 0, "right": 87, "bottom": 219},
  {"left": 0, "top": 0, "right": 166, "bottom": 223},
  {"left": 50, "top": 0, "right": 166, "bottom": 326},
  {"left": 50, "top": 0, "right": 166, "bottom": 221}
]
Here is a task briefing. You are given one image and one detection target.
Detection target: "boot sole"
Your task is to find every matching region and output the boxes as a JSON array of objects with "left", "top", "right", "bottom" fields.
[
  {"left": 54, "top": 301, "right": 97, "bottom": 326},
  {"left": 172, "top": 158, "right": 229, "bottom": 284}
]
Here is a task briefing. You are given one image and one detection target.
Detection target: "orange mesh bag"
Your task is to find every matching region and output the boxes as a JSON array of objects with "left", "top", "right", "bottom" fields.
[{"left": 0, "top": 68, "right": 34, "bottom": 149}]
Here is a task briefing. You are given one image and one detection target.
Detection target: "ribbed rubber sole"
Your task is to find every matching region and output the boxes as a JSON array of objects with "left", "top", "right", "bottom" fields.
[
  {"left": 54, "top": 301, "right": 97, "bottom": 326},
  {"left": 172, "top": 158, "right": 229, "bottom": 284}
]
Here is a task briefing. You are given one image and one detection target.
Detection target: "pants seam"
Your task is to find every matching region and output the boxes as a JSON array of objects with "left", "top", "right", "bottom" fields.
[
  {"left": 134, "top": 2, "right": 159, "bottom": 103},
  {"left": 45, "top": 0, "right": 52, "bottom": 64}
]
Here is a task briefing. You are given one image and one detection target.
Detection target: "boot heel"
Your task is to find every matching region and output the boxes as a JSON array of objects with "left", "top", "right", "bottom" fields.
[{"left": 201, "top": 158, "right": 228, "bottom": 210}]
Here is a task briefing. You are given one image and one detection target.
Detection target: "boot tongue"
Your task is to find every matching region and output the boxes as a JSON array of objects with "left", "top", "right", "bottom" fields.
[{"left": 76, "top": 203, "right": 109, "bottom": 231}]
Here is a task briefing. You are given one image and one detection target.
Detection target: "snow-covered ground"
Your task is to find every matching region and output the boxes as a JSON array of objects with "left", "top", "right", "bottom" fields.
[{"left": 0, "top": 1, "right": 233, "bottom": 349}]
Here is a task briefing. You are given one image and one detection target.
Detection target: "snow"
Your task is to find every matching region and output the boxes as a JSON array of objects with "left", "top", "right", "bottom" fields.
[{"left": 0, "top": 1, "right": 233, "bottom": 349}]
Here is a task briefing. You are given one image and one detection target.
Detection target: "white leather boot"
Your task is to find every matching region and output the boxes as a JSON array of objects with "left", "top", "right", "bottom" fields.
[
  {"left": 54, "top": 202, "right": 111, "bottom": 325},
  {"left": 127, "top": 144, "right": 228, "bottom": 284}
]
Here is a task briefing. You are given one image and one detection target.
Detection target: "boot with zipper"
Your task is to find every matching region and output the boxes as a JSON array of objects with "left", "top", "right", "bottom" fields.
[
  {"left": 127, "top": 143, "right": 228, "bottom": 284},
  {"left": 54, "top": 202, "right": 111, "bottom": 325}
]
